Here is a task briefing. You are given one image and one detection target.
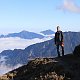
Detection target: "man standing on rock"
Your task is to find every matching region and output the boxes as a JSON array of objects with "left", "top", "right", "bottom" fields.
[{"left": 54, "top": 26, "right": 64, "bottom": 57}]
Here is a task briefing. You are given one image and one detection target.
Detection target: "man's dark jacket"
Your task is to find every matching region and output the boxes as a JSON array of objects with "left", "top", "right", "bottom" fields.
[{"left": 54, "top": 31, "right": 63, "bottom": 45}]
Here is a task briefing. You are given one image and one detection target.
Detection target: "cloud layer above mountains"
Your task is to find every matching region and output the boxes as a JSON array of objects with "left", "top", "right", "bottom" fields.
[{"left": 0, "top": 37, "right": 51, "bottom": 53}]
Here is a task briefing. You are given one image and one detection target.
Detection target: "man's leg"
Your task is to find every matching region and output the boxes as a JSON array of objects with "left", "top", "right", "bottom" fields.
[
  {"left": 57, "top": 45, "right": 60, "bottom": 57},
  {"left": 61, "top": 46, "right": 64, "bottom": 56}
]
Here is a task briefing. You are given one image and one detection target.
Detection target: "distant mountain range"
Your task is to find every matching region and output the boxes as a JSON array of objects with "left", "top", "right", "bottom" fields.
[
  {"left": 40, "top": 29, "right": 55, "bottom": 35},
  {"left": 0, "top": 30, "right": 55, "bottom": 39},
  {"left": 0, "top": 32, "right": 80, "bottom": 67},
  {"left": 0, "top": 30, "right": 44, "bottom": 39}
]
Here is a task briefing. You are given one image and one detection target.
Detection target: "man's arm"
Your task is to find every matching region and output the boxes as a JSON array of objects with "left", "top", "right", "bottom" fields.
[
  {"left": 54, "top": 32, "right": 57, "bottom": 45},
  {"left": 61, "top": 31, "right": 64, "bottom": 46},
  {"left": 61, "top": 31, "right": 63, "bottom": 42}
]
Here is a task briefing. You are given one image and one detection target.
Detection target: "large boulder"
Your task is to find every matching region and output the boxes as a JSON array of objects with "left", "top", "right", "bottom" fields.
[{"left": 73, "top": 45, "right": 80, "bottom": 56}]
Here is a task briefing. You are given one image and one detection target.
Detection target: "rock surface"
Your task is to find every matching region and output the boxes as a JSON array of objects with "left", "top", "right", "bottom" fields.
[{"left": 0, "top": 54, "right": 80, "bottom": 80}]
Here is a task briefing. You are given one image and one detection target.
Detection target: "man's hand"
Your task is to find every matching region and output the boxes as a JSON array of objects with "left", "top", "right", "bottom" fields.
[{"left": 61, "top": 42, "right": 64, "bottom": 47}]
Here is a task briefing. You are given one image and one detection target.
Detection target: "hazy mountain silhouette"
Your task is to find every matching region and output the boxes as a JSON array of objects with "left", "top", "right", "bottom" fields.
[
  {"left": 40, "top": 29, "right": 55, "bottom": 35},
  {"left": 0, "top": 30, "right": 44, "bottom": 39}
]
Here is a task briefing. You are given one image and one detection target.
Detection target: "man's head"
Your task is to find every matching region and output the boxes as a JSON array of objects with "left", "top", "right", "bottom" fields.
[{"left": 57, "top": 26, "right": 60, "bottom": 31}]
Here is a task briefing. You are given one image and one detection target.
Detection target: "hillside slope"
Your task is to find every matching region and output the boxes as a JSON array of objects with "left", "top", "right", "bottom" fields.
[{"left": 1, "top": 53, "right": 80, "bottom": 80}]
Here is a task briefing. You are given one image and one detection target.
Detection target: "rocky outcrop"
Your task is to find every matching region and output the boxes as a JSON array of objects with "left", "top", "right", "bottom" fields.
[
  {"left": 1, "top": 53, "right": 80, "bottom": 80},
  {"left": 73, "top": 45, "right": 80, "bottom": 56}
]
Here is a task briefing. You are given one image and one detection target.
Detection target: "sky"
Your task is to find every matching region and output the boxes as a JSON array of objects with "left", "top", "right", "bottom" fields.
[{"left": 0, "top": 0, "right": 80, "bottom": 34}]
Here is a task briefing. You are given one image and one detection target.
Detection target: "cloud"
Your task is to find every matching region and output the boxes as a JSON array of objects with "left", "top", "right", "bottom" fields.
[
  {"left": 0, "top": 56, "right": 22, "bottom": 75},
  {"left": 58, "top": 0, "right": 80, "bottom": 13},
  {"left": 0, "top": 37, "right": 52, "bottom": 53},
  {"left": 0, "top": 63, "right": 22, "bottom": 75}
]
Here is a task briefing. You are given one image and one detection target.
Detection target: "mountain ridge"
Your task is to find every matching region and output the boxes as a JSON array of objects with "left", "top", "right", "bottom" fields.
[
  {"left": 0, "top": 32, "right": 80, "bottom": 67},
  {"left": 40, "top": 29, "right": 55, "bottom": 35},
  {"left": 0, "top": 29, "right": 55, "bottom": 39},
  {"left": 0, "top": 30, "right": 44, "bottom": 39}
]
